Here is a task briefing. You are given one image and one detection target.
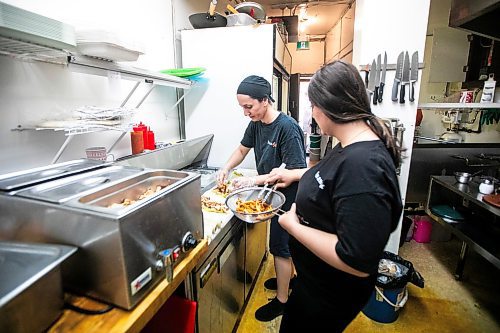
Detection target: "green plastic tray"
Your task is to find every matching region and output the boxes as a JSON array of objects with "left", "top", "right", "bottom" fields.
[{"left": 160, "top": 67, "right": 205, "bottom": 78}]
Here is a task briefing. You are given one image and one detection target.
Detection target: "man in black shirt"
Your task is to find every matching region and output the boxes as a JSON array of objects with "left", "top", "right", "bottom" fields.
[{"left": 217, "top": 75, "right": 306, "bottom": 321}]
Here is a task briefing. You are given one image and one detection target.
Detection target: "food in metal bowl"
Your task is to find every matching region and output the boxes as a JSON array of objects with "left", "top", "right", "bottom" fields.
[
  {"left": 235, "top": 198, "right": 272, "bottom": 214},
  {"left": 225, "top": 187, "right": 285, "bottom": 223}
]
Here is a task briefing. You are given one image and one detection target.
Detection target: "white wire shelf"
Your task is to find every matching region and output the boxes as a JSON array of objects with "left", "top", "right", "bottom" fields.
[{"left": 12, "top": 124, "right": 131, "bottom": 136}]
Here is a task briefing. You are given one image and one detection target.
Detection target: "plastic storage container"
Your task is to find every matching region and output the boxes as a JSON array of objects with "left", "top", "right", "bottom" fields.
[{"left": 412, "top": 215, "right": 433, "bottom": 243}]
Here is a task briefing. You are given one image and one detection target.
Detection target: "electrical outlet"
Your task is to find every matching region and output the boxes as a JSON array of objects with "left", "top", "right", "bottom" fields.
[{"left": 429, "top": 95, "right": 440, "bottom": 101}]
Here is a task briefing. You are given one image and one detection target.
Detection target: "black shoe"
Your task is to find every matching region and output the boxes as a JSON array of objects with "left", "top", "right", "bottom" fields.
[
  {"left": 264, "top": 276, "right": 297, "bottom": 290},
  {"left": 255, "top": 297, "right": 285, "bottom": 322}
]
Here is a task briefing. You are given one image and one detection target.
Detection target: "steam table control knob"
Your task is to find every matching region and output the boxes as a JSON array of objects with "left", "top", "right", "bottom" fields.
[
  {"left": 181, "top": 231, "right": 198, "bottom": 253},
  {"left": 157, "top": 249, "right": 173, "bottom": 283}
]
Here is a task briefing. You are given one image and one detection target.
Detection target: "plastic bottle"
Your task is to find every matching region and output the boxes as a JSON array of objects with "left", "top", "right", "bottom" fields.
[
  {"left": 147, "top": 129, "right": 155, "bottom": 150},
  {"left": 133, "top": 122, "right": 149, "bottom": 150},
  {"left": 130, "top": 131, "right": 144, "bottom": 154},
  {"left": 479, "top": 179, "right": 494, "bottom": 194}
]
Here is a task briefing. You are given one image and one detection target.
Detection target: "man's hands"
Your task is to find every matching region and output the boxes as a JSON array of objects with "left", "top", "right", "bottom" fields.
[{"left": 216, "top": 168, "right": 229, "bottom": 185}]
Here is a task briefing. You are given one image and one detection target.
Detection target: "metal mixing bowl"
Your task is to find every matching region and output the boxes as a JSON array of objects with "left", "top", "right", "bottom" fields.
[
  {"left": 454, "top": 172, "right": 473, "bottom": 184},
  {"left": 225, "top": 186, "right": 285, "bottom": 223}
]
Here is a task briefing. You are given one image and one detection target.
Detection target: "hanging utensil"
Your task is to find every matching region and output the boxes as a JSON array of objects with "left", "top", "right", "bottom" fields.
[
  {"left": 399, "top": 51, "right": 411, "bottom": 104},
  {"left": 409, "top": 51, "right": 419, "bottom": 102},
  {"left": 373, "top": 54, "right": 381, "bottom": 105},
  {"left": 392, "top": 51, "right": 404, "bottom": 102},
  {"left": 367, "top": 59, "right": 377, "bottom": 99},
  {"left": 189, "top": 0, "right": 227, "bottom": 29},
  {"left": 378, "top": 52, "right": 387, "bottom": 103}
]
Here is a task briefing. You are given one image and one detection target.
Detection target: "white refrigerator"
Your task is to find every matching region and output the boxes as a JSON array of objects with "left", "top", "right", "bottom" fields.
[{"left": 181, "top": 24, "right": 286, "bottom": 169}]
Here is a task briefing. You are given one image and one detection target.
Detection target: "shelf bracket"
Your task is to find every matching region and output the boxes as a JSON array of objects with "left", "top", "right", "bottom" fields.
[
  {"left": 120, "top": 81, "right": 141, "bottom": 107},
  {"left": 136, "top": 81, "right": 156, "bottom": 108},
  {"left": 107, "top": 130, "right": 129, "bottom": 154},
  {"left": 165, "top": 88, "right": 194, "bottom": 119},
  {"left": 52, "top": 135, "right": 75, "bottom": 164}
]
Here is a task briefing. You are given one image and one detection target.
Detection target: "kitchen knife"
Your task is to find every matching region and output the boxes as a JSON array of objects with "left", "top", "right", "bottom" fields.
[
  {"left": 367, "top": 59, "right": 377, "bottom": 99},
  {"left": 378, "top": 52, "right": 387, "bottom": 103},
  {"left": 392, "top": 51, "right": 404, "bottom": 102},
  {"left": 400, "top": 51, "right": 410, "bottom": 104},
  {"left": 373, "top": 54, "right": 381, "bottom": 105},
  {"left": 409, "top": 51, "right": 419, "bottom": 102}
]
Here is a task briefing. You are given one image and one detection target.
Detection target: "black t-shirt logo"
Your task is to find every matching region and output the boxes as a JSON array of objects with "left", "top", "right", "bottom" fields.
[
  {"left": 267, "top": 140, "right": 277, "bottom": 148},
  {"left": 315, "top": 171, "right": 325, "bottom": 190}
]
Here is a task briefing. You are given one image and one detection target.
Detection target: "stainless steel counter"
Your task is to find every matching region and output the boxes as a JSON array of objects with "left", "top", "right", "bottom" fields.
[{"left": 425, "top": 176, "right": 500, "bottom": 279}]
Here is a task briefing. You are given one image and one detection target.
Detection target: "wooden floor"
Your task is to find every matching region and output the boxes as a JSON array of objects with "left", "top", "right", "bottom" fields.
[{"left": 236, "top": 236, "right": 500, "bottom": 333}]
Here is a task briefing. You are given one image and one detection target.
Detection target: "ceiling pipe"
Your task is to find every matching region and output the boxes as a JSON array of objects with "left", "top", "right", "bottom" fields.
[{"left": 270, "top": 0, "right": 353, "bottom": 10}]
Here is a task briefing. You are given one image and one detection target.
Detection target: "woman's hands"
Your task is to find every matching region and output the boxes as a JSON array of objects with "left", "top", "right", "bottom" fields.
[
  {"left": 278, "top": 203, "right": 301, "bottom": 233},
  {"left": 266, "top": 168, "right": 306, "bottom": 189}
]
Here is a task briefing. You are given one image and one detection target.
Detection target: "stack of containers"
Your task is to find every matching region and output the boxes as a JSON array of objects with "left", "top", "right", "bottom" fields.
[{"left": 75, "top": 29, "right": 144, "bottom": 62}]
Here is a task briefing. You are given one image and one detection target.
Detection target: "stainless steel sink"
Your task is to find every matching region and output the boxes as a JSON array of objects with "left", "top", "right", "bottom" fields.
[{"left": 0, "top": 241, "right": 77, "bottom": 333}]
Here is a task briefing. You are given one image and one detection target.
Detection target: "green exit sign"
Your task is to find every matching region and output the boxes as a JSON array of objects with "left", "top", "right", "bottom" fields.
[{"left": 296, "top": 41, "right": 310, "bottom": 50}]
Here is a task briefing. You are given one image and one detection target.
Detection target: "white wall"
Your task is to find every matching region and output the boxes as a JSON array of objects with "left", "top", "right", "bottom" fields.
[
  {"left": 417, "top": 0, "right": 500, "bottom": 143},
  {"left": 0, "top": 0, "right": 180, "bottom": 173},
  {"left": 181, "top": 25, "right": 275, "bottom": 169},
  {"left": 353, "top": 0, "right": 431, "bottom": 253},
  {"left": 288, "top": 41, "right": 325, "bottom": 74},
  {"left": 325, "top": 5, "right": 355, "bottom": 63}
]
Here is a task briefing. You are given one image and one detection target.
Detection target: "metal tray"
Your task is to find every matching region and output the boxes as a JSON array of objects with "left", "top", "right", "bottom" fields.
[
  {"left": 0, "top": 241, "right": 77, "bottom": 333},
  {"left": 14, "top": 165, "right": 142, "bottom": 204},
  {"left": 0, "top": 159, "right": 107, "bottom": 191},
  {"left": 71, "top": 170, "right": 194, "bottom": 215}
]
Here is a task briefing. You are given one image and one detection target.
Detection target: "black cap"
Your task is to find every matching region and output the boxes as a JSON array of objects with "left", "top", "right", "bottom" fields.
[{"left": 237, "top": 75, "right": 275, "bottom": 103}]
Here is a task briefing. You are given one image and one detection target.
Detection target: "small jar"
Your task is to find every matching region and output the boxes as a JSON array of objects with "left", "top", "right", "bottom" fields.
[{"left": 479, "top": 179, "right": 494, "bottom": 195}]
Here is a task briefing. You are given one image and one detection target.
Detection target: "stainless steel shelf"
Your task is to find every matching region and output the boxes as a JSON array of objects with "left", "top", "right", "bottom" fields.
[
  {"left": 0, "top": 35, "right": 69, "bottom": 65},
  {"left": 68, "top": 55, "right": 193, "bottom": 89},
  {"left": 418, "top": 103, "right": 500, "bottom": 109},
  {"left": 2, "top": 34, "right": 193, "bottom": 163},
  {"left": 0, "top": 38, "right": 193, "bottom": 90}
]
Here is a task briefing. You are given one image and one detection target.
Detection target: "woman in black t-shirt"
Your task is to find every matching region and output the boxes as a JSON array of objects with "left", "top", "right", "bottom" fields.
[{"left": 265, "top": 61, "right": 404, "bottom": 332}]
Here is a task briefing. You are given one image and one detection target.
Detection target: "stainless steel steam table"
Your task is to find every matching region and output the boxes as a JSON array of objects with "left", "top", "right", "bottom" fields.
[{"left": 48, "top": 239, "right": 207, "bottom": 333}]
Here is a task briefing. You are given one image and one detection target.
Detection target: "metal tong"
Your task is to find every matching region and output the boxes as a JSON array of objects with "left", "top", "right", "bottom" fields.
[{"left": 257, "top": 163, "right": 286, "bottom": 201}]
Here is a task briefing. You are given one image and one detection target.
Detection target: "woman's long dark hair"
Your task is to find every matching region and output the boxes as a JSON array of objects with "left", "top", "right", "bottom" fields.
[{"left": 308, "top": 60, "right": 404, "bottom": 166}]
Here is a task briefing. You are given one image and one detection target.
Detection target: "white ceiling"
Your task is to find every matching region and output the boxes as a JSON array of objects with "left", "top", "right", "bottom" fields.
[{"left": 254, "top": 0, "right": 354, "bottom": 36}]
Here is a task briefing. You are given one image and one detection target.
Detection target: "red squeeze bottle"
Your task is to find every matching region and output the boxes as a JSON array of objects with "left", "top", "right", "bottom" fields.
[
  {"left": 133, "top": 122, "right": 148, "bottom": 150},
  {"left": 147, "top": 130, "right": 155, "bottom": 150}
]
